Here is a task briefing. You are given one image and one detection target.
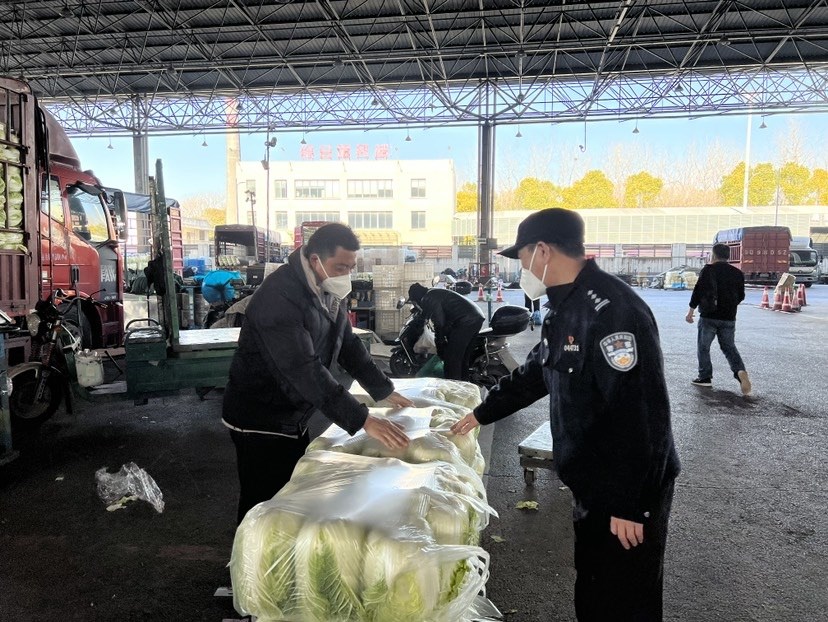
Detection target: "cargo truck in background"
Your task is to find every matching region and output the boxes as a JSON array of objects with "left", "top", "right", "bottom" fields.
[
  {"left": 788, "top": 236, "right": 819, "bottom": 287},
  {"left": 0, "top": 76, "right": 129, "bottom": 431},
  {"left": 713, "top": 226, "right": 792, "bottom": 285}
]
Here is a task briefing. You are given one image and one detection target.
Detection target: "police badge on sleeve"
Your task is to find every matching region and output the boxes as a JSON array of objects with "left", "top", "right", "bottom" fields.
[{"left": 600, "top": 332, "right": 638, "bottom": 371}]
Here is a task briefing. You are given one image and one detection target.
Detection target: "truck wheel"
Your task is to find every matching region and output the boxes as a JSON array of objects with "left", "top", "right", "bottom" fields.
[
  {"left": 804, "top": 283, "right": 812, "bottom": 288},
  {"left": 9, "top": 369, "right": 63, "bottom": 430}
]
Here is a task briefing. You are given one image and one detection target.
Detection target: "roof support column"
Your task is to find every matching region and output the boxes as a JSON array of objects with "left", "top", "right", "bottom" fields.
[
  {"left": 131, "top": 96, "right": 149, "bottom": 194},
  {"left": 477, "top": 120, "right": 496, "bottom": 268}
]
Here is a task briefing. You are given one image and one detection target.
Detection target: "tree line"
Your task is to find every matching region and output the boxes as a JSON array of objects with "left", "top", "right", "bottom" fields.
[{"left": 456, "top": 162, "right": 828, "bottom": 212}]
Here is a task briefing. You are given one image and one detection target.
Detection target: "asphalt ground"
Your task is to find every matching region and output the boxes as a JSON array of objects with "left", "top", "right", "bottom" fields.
[{"left": 1, "top": 283, "right": 826, "bottom": 621}]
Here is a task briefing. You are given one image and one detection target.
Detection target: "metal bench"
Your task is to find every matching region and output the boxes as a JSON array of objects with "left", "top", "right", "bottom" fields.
[{"left": 518, "top": 423, "right": 554, "bottom": 485}]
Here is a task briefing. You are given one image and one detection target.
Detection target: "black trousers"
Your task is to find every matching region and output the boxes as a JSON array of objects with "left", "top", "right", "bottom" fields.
[
  {"left": 573, "top": 481, "right": 675, "bottom": 622},
  {"left": 442, "top": 317, "right": 484, "bottom": 381},
  {"left": 229, "top": 429, "right": 309, "bottom": 525}
]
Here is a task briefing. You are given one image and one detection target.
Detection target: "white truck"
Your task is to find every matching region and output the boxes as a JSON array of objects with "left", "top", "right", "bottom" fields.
[{"left": 788, "top": 236, "right": 819, "bottom": 287}]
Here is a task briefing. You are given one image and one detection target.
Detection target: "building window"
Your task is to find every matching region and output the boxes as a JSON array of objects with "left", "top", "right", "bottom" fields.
[
  {"left": 346, "top": 179, "right": 393, "bottom": 199},
  {"left": 274, "top": 179, "right": 287, "bottom": 199},
  {"left": 348, "top": 211, "right": 393, "bottom": 229},
  {"left": 245, "top": 179, "right": 256, "bottom": 193},
  {"left": 295, "top": 179, "right": 339, "bottom": 199},
  {"left": 295, "top": 212, "right": 340, "bottom": 227},
  {"left": 274, "top": 211, "right": 288, "bottom": 229},
  {"left": 411, "top": 211, "right": 426, "bottom": 229},
  {"left": 411, "top": 178, "right": 426, "bottom": 198}
]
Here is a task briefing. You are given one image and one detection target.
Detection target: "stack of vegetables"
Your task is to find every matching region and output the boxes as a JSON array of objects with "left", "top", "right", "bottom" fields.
[
  {"left": 0, "top": 136, "right": 25, "bottom": 251},
  {"left": 230, "top": 378, "right": 496, "bottom": 622}
]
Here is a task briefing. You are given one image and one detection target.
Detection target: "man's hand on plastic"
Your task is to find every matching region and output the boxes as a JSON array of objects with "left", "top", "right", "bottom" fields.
[
  {"left": 450, "top": 413, "right": 480, "bottom": 436},
  {"left": 385, "top": 391, "right": 415, "bottom": 409},
  {"left": 363, "top": 415, "right": 410, "bottom": 449},
  {"left": 610, "top": 516, "right": 644, "bottom": 550},
  {"left": 685, "top": 308, "right": 695, "bottom": 324}
]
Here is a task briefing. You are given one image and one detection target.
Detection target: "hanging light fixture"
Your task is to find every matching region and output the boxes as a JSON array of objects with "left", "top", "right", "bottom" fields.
[
  {"left": 300, "top": 132, "right": 307, "bottom": 145},
  {"left": 201, "top": 137, "right": 208, "bottom": 147},
  {"left": 405, "top": 129, "right": 412, "bottom": 142},
  {"left": 632, "top": 120, "right": 640, "bottom": 134},
  {"left": 515, "top": 127, "right": 522, "bottom": 138},
  {"left": 759, "top": 116, "right": 767, "bottom": 129},
  {"left": 107, "top": 138, "right": 114, "bottom": 150}
]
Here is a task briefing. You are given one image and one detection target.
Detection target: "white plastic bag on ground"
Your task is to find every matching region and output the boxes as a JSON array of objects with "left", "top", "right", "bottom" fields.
[
  {"left": 95, "top": 462, "right": 165, "bottom": 513},
  {"left": 230, "top": 452, "right": 494, "bottom": 622}
]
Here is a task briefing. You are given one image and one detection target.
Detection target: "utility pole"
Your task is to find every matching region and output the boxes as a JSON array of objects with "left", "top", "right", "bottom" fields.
[
  {"left": 263, "top": 134, "right": 277, "bottom": 260},
  {"left": 244, "top": 189, "right": 256, "bottom": 228}
]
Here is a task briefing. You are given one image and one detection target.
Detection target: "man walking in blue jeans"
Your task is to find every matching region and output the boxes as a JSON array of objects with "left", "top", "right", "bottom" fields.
[{"left": 685, "top": 243, "right": 752, "bottom": 395}]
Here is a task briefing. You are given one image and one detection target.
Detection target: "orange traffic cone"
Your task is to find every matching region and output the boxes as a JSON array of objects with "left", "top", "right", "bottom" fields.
[
  {"left": 781, "top": 288, "right": 792, "bottom": 313},
  {"left": 477, "top": 284, "right": 485, "bottom": 301},
  {"left": 759, "top": 287, "right": 770, "bottom": 309},
  {"left": 772, "top": 288, "right": 783, "bottom": 311},
  {"left": 495, "top": 282, "right": 504, "bottom": 302},
  {"left": 791, "top": 287, "right": 801, "bottom": 312},
  {"left": 798, "top": 283, "right": 807, "bottom": 307}
]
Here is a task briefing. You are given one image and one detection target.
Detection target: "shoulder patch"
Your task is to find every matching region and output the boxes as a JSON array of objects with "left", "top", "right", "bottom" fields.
[
  {"left": 586, "top": 289, "right": 611, "bottom": 312},
  {"left": 599, "top": 332, "right": 637, "bottom": 372}
]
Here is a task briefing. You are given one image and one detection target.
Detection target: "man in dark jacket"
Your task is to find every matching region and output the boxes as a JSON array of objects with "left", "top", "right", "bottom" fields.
[
  {"left": 685, "top": 243, "right": 751, "bottom": 395},
  {"left": 450, "top": 208, "right": 681, "bottom": 621},
  {"left": 223, "top": 223, "right": 412, "bottom": 524},
  {"left": 407, "top": 282, "right": 485, "bottom": 381}
]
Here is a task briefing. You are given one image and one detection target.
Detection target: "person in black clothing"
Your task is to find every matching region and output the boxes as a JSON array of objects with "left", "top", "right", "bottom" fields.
[
  {"left": 686, "top": 243, "right": 751, "bottom": 395},
  {"left": 450, "top": 208, "right": 681, "bottom": 621},
  {"left": 407, "top": 282, "right": 485, "bottom": 381},
  {"left": 222, "top": 223, "right": 412, "bottom": 525}
]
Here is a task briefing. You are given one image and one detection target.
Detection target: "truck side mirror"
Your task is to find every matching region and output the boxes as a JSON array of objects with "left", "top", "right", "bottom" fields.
[{"left": 114, "top": 191, "right": 128, "bottom": 241}]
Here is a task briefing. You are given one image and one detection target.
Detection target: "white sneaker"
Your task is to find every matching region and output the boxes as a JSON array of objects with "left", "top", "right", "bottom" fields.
[{"left": 738, "top": 370, "right": 752, "bottom": 396}]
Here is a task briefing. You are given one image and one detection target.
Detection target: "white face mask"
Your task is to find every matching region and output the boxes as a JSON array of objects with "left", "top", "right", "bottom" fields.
[
  {"left": 520, "top": 246, "right": 548, "bottom": 300},
  {"left": 317, "top": 260, "right": 353, "bottom": 300}
]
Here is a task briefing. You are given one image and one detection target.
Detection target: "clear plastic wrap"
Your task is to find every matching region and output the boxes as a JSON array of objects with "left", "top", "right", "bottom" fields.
[
  {"left": 230, "top": 451, "right": 495, "bottom": 622},
  {"left": 352, "top": 377, "right": 483, "bottom": 414},
  {"left": 94, "top": 462, "right": 165, "bottom": 513},
  {"left": 307, "top": 406, "right": 485, "bottom": 476}
]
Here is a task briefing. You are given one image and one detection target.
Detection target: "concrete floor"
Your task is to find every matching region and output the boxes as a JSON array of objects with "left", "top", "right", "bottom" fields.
[{"left": 1, "top": 284, "right": 826, "bottom": 621}]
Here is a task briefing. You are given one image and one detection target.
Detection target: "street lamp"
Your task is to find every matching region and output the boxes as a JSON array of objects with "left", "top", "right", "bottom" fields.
[
  {"left": 263, "top": 134, "right": 278, "bottom": 259},
  {"left": 244, "top": 189, "right": 257, "bottom": 228}
]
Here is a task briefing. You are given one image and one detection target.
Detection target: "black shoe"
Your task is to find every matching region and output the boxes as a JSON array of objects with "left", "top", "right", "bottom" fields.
[{"left": 691, "top": 377, "right": 712, "bottom": 387}]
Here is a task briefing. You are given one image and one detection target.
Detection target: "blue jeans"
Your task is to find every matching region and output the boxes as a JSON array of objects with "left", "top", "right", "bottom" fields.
[{"left": 697, "top": 317, "right": 745, "bottom": 380}]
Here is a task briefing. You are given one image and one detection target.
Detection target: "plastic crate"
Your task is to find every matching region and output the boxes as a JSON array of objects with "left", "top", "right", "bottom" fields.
[
  {"left": 374, "top": 288, "right": 403, "bottom": 310},
  {"left": 403, "top": 262, "right": 435, "bottom": 283},
  {"left": 375, "top": 309, "right": 403, "bottom": 337},
  {"left": 372, "top": 265, "right": 403, "bottom": 288}
]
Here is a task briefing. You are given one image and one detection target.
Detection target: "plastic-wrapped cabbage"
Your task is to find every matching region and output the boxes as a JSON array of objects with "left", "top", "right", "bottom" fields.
[
  {"left": 6, "top": 169, "right": 23, "bottom": 193},
  {"left": 0, "top": 231, "right": 25, "bottom": 250},
  {"left": 352, "top": 378, "right": 482, "bottom": 414},
  {"left": 307, "top": 407, "right": 486, "bottom": 475},
  {"left": 230, "top": 452, "right": 493, "bottom": 622},
  {"left": 0, "top": 145, "right": 21, "bottom": 163}
]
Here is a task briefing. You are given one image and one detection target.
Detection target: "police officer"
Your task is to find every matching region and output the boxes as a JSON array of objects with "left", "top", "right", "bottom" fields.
[{"left": 451, "top": 208, "right": 681, "bottom": 621}]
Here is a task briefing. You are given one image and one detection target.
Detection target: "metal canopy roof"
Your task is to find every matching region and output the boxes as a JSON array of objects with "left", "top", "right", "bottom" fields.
[{"left": 3, "top": 1, "right": 828, "bottom": 135}]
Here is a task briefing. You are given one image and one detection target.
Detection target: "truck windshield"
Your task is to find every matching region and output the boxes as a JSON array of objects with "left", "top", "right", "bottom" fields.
[
  {"left": 790, "top": 250, "right": 818, "bottom": 267},
  {"left": 67, "top": 187, "right": 110, "bottom": 243}
]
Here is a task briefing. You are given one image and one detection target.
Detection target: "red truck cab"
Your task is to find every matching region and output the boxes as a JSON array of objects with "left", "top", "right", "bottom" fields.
[{"left": 1, "top": 76, "right": 126, "bottom": 353}]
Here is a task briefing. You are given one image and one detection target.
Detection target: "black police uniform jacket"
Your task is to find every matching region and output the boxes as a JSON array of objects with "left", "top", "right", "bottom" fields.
[
  {"left": 475, "top": 260, "right": 681, "bottom": 522},
  {"left": 222, "top": 248, "right": 393, "bottom": 437}
]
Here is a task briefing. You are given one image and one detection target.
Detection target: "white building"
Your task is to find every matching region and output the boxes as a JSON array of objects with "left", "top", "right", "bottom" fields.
[{"left": 235, "top": 157, "right": 456, "bottom": 251}]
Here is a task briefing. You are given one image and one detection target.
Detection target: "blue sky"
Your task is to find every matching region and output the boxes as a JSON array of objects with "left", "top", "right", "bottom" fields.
[{"left": 73, "top": 112, "right": 828, "bottom": 202}]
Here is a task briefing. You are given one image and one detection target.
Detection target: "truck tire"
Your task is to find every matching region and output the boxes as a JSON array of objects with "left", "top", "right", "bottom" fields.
[{"left": 9, "top": 368, "right": 63, "bottom": 430}]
